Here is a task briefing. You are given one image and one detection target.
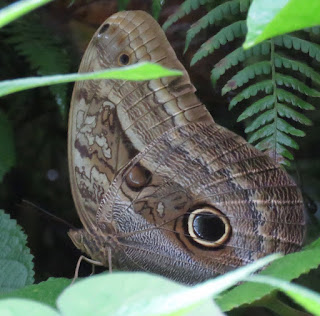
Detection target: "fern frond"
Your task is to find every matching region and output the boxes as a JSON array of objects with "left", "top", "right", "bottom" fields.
[
  {"left": 245, "top": 109, "right": 275, "bottom": 133},
  {"left": 152, "top": 0, "right": 165, "bottom": 20},
  {"left": 6, "top": 14, "right": 70, "bottom": 117},
  {"left": 191, "top": 20, "right": 247, "bottom": 65},
  {"left": 211, "top": 42, "right": 270, "bottom": 83},
  {"left": 277, "top": 118, "right": 305, "bottom": 137},
  {"left": 237, "top": 96, "right": 274, "bottom": 121},
  {"left": 274, "top": 35, "right": 320, "bottom": 62},
  {"left": 248, "top": 123, "right": 274, "bottom": 143},
  {"left": 275, "top": 73, "right": 320, "bottom": 97},
  {"left": 229, "top": 80, "right": 273, "bottom": 109},
  {"left": 276, "top": 89, "right": 315, "bottom": 110},
  {"left": 222, "top": 61, "right": 271, "bottom": 95},
  {"left": 274, "top": 53, "right": 320, "bottom": 85},
  {"left": 277, "top": 103, "right": 312, "bottom": 125},
  {"left": 163, "top": 0, "right": 211, "bottom": 31}
]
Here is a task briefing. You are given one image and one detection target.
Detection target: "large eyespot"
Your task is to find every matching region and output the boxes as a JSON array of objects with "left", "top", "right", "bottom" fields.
[
  {"left": 188, "top": 207, "right": 231, "bottom": 247},
  {"left": 125, "top": 164, "right": 151, "bottom": 190},
  {"left": 118, "top": 53, "right": 130, "bottom": 66},
  {"left": 98, "top": 23, "right": 110, "bottom": 35}
]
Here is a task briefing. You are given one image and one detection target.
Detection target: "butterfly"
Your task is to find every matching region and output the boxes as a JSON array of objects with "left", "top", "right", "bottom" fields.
[{"left": 68, "top": 10, "right": 305, "bottom": 284}]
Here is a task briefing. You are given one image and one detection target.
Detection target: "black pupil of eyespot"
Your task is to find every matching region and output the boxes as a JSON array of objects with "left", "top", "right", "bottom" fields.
[
  {"left": 193, "top": 212, "right": 225, "bottom": 241},
  {"left": 99, "top": 24, "right": 110, "bottom": 34},
  {"left": 120, "top": 54, "right": 129, "bottom": 65}
]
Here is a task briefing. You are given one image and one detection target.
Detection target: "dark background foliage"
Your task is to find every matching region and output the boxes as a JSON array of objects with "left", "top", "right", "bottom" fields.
[{"left": 0, "top": 0, "right": 319, "bottom": 289}]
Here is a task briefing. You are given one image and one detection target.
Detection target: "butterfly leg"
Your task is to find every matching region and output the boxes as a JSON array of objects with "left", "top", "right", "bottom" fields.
[{"left": 71, "top": 255, "right": 104, "bottom": 285}]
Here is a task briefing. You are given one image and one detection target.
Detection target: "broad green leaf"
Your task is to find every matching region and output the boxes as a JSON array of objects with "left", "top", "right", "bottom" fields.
[
  {"left": 244, "top": 0, "right": 320, "bottom": 48},
  {"left": 0, "top": 0, "right": 52, "bottom": 29},
  {"left": 0, "top": 278, "right": 70, "bottom": 308},
  {"left": 216, "top": 241, "right": 320, "bottom": 312},
  {"left": 0, "top": 62, "right": 182, "bottom": 98},
  {"left": 0, "top": 112, "right": 15, "bottom": 181},
  {"left": 57, "top": 254, "right": 279, "bottom": 316},
  {"left": 248, "top": 276, "right": 320, "bottom": 316},
  {"left": 0, "top": 210, "right": 34, "bottom": 293},
  {"left": 0, "top": 299, "right": 58, "bottom": 316}
]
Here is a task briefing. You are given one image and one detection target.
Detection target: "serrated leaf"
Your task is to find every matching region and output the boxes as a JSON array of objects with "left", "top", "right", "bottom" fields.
[
  {"left": 229, "top": 80, "right": 273, "bottom": 109},
  {"left": 275, "top": 35, "right": 320, "bottom": 63},
  {"left": 237, "top": 95, "right": 274, "bottom": 121},
  {"left": 185, "top": 0, "right": 242, "bottom": 52},
  {"left": 216, "top": 241, "right": 320, "bottom": 312},
  {"left": 248, "top": 123, "right": 274, "bottom": 143},
  {"left": 0, "top": 210, "right": 34, "bottom": 293},
  {"left": 275, "top": 73, "right": 320, "bottom": 97},
  {"left": 245, "top": 109, "right": 275, "bottom": 133},
  {"left": 277, "top": 103, "right": 312, "bottom": 126},
  {"left": 276, "top": 143, "right": 294, "bottom": 160},
  {"left": 276, "top": 118, "right": 305, "bottom": 137},
  {"left": 162, "top": 0, "right": 210, "bottom": 31},
  {"left": 223, "top": 61, "right": 271, "bottom": 95},
  {"left": 276, "top": 88, "right": 315, "bottom": 110},
  {"left": 0, "top": 111, "right": 15, "bottom": 181},
  {"left": 191, "top": 20, "right": 247, "bottom": 65},
  {"left": 275, "top": 54, "right": 320, "bottom": 86},
  {"left": 211, "top": 42, "right": 271, "bottom": 83},
  {"left": 277, "top": 130, "right": 299, "bottom": 149}
]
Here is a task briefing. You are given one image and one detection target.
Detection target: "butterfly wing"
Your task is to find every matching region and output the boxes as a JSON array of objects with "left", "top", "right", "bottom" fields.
[
  {"left": 98, "top": 121, "right": 305, "bottom": 283},
  {"left": 68, "top": 11, "right": 212, "bottom": 231}
]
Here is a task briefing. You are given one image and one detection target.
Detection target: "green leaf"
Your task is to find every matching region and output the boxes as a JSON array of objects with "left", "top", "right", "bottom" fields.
[
  {"left": 152, "top": 0, "right": 165, "bottom": 21},
  {"left": 0, "top": 0, "right": 52, "bottom": 28},
  {"left": 185, "top": 0, "right": 247, "bottom": 52},
  {"left": 247, "top": 275, "right": 320, "bottom": 316},
  {"left": 248, "top": 123, "right": 274, "bottom": 143},
  {"left": 275, "top": 54, "right": 320, "bottom": 86},
  {"left": 222, "top": 61, "right": 271, "bottom": 95},
  {"left": 229, "top": 80, "right": 273, "bottom": 109},
  {"left": 216, "top": 240, "right": 320, "bottom": 312},
  {"left": 276, "top": 118, "right": 305, "bottom": 137},
  {"left": 237, "top": 95, "right": 274, "bottom": 121},
  {"left": 0, "top": 62, "right": 182, "bottom": 98},
  {"left": 191, "top": 20, "right": 247, "bottom": 66},
  {"left": 276, "top": 88, "right": 315, "bottom": 110},
  {"left": 245, "top": 109, "right": 275, "bottom": 133},
  {"left": 162, "top": 0, "right": 210, "bottom": 31},
  {"left": 0, "top": 299, "right": 58, "bottom": 316},
  {"left": 244, "top": 0, "right": 320, "bottom": 48},
  {"left": 57, "top": 255, "right": 279, "bottom": 316},
  {"left": 277, "top": 103, "right": 312, "bottom": 126},
  {"left": 275, "top": 73, "right": 320, "bottom": 97},
  {"left": 0, "top": 210, "right": 34, "bottom": 293},
  {"left": 0, "top": 112, "right": 15, "bottom": 181},
  {"left": 274, "top": 35, "right": 320, "bottom": 63},
  {"left": 276, "top": 130, "right": 299, "bottom": 149},
  {"left": 211, "top": 42, "right": 271, "bottom": 83},
  {"left": 0, "top": 278, "right": 70, "bottom": 308}
]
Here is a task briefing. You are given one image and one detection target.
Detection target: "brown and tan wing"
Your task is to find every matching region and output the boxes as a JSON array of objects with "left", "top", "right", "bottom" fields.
[
  {"left": 68, "top": 11, "right": 212, "bottom": 231},
  {"left": 98, "top": 121, "right": 305, "bottom": 283}
]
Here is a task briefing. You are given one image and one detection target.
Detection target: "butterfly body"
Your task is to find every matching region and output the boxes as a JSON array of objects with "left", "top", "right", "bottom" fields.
[{"left": 68, "top": 11, "right": 305, "bottom": 284}]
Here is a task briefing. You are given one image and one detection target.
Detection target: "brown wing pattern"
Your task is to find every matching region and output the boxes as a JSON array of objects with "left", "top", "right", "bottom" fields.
[
  {"left": 68, "top": 11, "right": 211, "bottom": 231},
  {"left": 98, "top": 121, "right": 304, "bottom": 283}
]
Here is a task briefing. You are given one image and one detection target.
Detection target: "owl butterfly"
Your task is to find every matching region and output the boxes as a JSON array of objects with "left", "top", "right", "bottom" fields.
[{"left": 68, "top": 10, "right": 305, "bottom": 284}]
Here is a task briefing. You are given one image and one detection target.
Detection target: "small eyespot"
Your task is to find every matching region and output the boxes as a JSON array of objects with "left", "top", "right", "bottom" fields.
[
  {"left": 188, "top": 207, "right": 231, "bottom": 247},
  {"left": 125, "top": 164, "right": 151, "bottom": 190},
  {"left": 118, "top": 53, "right": 130, "bottom": 66},
  {"left": 98, "top": 23, "right": 110, "bottom": 35}
]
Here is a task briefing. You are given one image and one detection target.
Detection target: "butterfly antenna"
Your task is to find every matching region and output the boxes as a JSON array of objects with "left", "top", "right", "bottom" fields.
[{"left": 20, "top": 199, "right": 76, "bottom": 229}]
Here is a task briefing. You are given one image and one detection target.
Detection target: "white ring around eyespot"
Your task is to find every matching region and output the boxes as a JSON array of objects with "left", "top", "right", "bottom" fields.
[{"left": 187, "top": 207, "right": 231, "bottom": 247}]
